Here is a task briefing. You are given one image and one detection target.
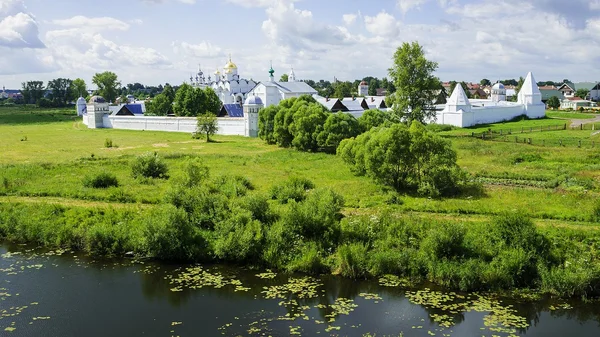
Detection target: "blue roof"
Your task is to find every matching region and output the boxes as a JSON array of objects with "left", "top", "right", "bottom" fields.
[
  {"left": 126, "top": 104, "right": 144, "bottom": 115},
  {"left": 222, "top": 103, "right": 244, "bottom": 117}
]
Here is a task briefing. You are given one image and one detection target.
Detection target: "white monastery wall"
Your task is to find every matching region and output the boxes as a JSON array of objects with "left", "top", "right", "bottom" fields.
[{"left": 85, "top": 114, "right": 245, "bottom": 136}]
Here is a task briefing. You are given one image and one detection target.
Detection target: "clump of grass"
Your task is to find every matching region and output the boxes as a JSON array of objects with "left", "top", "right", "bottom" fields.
[
  {"left": 131, "top": 152, "right": 169, "bottom": 179},
  {"left": 83, "top": 172, "right": 119, "bottom": 189},
  {"left": 104, "top": 138, "right": 117, "bottom": 148},
  {"left": 20, "top": 135, "right": 27, "bottom": 141}
]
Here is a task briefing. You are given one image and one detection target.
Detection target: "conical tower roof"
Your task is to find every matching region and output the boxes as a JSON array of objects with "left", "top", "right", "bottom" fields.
[
  {"left": 519, "top": 72, "right": 541, "bottom": 96},
  {"left": 447, "top": 83, "right": 471, "bottom": 107}
]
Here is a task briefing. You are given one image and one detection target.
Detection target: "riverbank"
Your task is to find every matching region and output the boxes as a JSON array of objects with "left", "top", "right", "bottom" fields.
[{"left": 1, "top": 107, "right": 600, "bottom": 298}]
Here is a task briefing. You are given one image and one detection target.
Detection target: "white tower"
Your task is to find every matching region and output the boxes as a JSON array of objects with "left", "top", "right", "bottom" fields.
[
  {"left": 445, "top": 84, "right": 472, "bottom": 113},
  {"left": 86, "top": 96, "right": 109, "bottom": 129},
  {"left": 76, "top": 97, "right": 87, "bottom": 116},
  {"left": 358, "top": 81, "right": 369, "bottom": 96},
  {"left": 491, "top": 82, "right": 506, "bottom": 102},
  {"left": 243, "top": 95, "right": 263, "bottom": 137},
  {"left": 518, "top": 72, "right": 545, "bottom": 119},
  {"left": 289, "top": 68, "right": 296, "bottom": 82}
]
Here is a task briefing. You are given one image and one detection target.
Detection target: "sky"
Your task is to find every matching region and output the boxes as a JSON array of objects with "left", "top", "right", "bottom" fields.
[{"left": 1, "top": 0, "right": 600, "bottom": 89}]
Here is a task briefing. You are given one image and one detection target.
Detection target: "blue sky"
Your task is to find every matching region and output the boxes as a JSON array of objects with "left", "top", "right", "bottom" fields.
[{"left": 1, "top": 0, "right": 600, "bottom": 89}]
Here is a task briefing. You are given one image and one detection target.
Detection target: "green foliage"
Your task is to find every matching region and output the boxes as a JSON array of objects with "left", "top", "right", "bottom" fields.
[
  {"left": 83, "top": 172, "right": 119, "bottom": 189},
  {"left": 334, "top": 243, "right": 369, "bottom": 278},
  {"left": 338, "top": 121, "right": 469, "bottom": 197},
  {"left": 21, "top": 81, "right": 45, "bottom": 105},
  {"left": 196, "top": 113, "right": 219, "bottom": 142},
  {"left": 46, "top": 78, "right": 75, "bottom": 107},
  {"left": 387, "top": 41, "right": 440, "bottom": 123},
  {"left": 104, "top": 138, "right": 116, "bottom": 148},
  {"left": 575, "top": 88, "right": 590, "bottom": 100},
  {"left": 131, "top": 152, "right": 169, "bottom": 179},
  {"left": 357, "top": 109, "right": 395, "bottom": 131},
  {"left": 92, "top": 71, "right": 120, "bottom": 103},
  {"left": 269, "top": 177, "right": 315, "bottom": 203},
  {"left": 173, "top": 84, "right": 221, "bottom": 117},
  {"left": 592, "top": 200, "right": 600, "bottom": 222},
  {"left": 317, "top": 113, "right": 362, "bottom": 153},
  {"left": 146, "top": 92, "right": 172, "bottom": 116},
  {"left": 546, "top": 96, "right": 560, "bottom": 109},
  {"left": 72, "top": 78, "right": 87, "bottom": 98},
  {"left": 258, "top": 105, "right": 279, "bottom": 144}
]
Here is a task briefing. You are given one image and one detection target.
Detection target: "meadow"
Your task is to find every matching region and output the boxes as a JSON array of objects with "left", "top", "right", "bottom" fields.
[{"left": 1, "top": 106, "right": 600, "bottom": 297}]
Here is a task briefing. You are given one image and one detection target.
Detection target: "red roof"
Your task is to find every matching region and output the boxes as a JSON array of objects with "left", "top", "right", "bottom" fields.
[
  {"left": 538, "top": 85, "right": 556, "bottom": 90},
  {"left": 567, "top": 97, "right": 584, "bottom": 101}
]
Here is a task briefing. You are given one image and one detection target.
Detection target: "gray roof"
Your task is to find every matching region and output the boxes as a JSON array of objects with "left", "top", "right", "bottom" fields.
[
  {"left": 559, "top": 82, "right": 599, "bottom": 91},
  {"left": 341, "top": 98, "right": 366, "bottom": 111}
]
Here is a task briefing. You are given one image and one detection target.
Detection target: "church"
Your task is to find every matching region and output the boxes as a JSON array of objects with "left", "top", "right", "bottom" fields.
[
  {"left": 436, "top": 72, "right": 546, "bottom": 127},
  {"left": 245, "top": 65, "right": 318, "bottom": 107},
  {"left": 189, "top": 55, "right": 257, "bottom": 105}
]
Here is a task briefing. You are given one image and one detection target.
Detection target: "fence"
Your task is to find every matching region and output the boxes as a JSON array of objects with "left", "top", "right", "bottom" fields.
[
  {"left": 479, "top": 136, "right": 600, "bottom": 148},
  {"left": 469, "top": 123, "right": 567, "bottom": 139}
]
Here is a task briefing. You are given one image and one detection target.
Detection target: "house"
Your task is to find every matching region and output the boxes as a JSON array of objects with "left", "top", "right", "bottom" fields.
[
  {"left": 246, "top": 66, "right": 318, "bottom": 108},
  {"left": 560, "top": 97, "right": 596, "bottom": 110},
  {"left": 375, "top": 88, "right": 388, "bottom": 96},
  {"left": 468, "top": 88, "right": 488, "bottom": 99},
  {"left": 365, "top": 96, "right": 388, "bottom": 110},
  {"left": 557, "top": 82, "right": 600, "bottom": 100},
  {"left": 313, "top": 96, "right": 348, "bottom": 112},
  {"left": 539, "top": 88, "right": 564, "bottom": 102}
]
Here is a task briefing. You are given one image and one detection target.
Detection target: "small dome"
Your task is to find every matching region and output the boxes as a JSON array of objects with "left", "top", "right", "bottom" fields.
[
  {"left": 224, "top": 60, "right": 237, "bottom": 69},
  {"left": 244, "top": 95, "right": 263, "bottom": 105},
  {"left": 492, "top": 82, "right": 505, "bottom": 90},
  {"left": 360, "top": 81, "right": 368, "bottom": 86},
  {"left": 88, "top": 95, "right": 106, "bottom": 104},
  {"left": 76, "top": 97, "right": 86, "bottom": 104}
]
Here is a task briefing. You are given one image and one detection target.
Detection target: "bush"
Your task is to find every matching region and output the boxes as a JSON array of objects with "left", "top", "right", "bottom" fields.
[
  {"left": 421, "top": 223, "right": 467, "bottom": 261},
  {"left": 83, "top": 172, "right": 119, "bottom": 188},
  {"left": 334, "top": 243, "right": 369, "bottom": 278},
  {"left": 592, "top": 200, "right": 600, "bottom": 222},
  {"left": 131, "top": 152, "right": 169, "bottom": 179},
  {"left": 270, "top": 177, "right": 315, "bottom": 203},
  {"left": 104, "top": 138, "right": 116, "bottom": 148}
]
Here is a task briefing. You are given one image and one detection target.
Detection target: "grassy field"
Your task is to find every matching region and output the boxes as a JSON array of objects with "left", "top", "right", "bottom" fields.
[{"left": 2, "top": 106, "right": 600, "bottom": 297}]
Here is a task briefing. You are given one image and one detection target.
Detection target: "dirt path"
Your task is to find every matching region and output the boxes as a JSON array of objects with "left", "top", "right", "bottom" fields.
[{"left": 569, "top": 114, "right": 600, "bottom": 128}]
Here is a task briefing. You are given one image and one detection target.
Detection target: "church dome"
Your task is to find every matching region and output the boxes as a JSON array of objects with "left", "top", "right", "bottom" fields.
[
  {"left": 88, "top": 95, "right": 106, "bottom": 104},
  {"left": 244, "top": 95, "right": 263, "bottom": 105},
  {"left": 492, "top": 82, "right": 505, "bottom": 91},
  {"left": 224, "top": 55, "right": 237, "bottom": 70}
]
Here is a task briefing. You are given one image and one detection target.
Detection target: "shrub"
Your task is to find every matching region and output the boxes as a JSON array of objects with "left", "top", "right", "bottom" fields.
[
  {"left": 181, "top": 158, "right": 209, "bottom": 187},
  {"left": 592, "top": 200, "right": 600, "bottom": 222},
  {"left": 131, "top": 152, "right": 169, "bottom": 179},
  {"left": 83, "top": 172, "right": 119, "bottom": 188},
  {"left": 104, "top": 138, "right": 116, "bottom": 148},
  {"left": 269, "top": 177, "right": 315, "bottom": 203},
  {"left": 421, "top": 222, "right": 468, "bottom": 261},
  {"left": 334, "top": 243, "right": 369, "bottom": 278},
  {"left": 214, "top": 209, "right": 265, "bottom": 263}
]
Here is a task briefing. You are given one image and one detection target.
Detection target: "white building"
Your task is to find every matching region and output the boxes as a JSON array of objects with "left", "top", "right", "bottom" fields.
[
  {"left": 436, "top": 72, "right": 545, "bottom": 127},
  {"left": 358, "top": 81, "right": 369, "bottom": 96},
  {"left": 189, "top": 55, "right": 257, "bottom": 105},
  {"left": 246, "top": 66, "right": 318, "bottom": 107}
]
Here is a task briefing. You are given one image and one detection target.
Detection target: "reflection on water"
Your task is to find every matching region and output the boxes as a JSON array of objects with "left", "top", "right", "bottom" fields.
[{"left": 1, "top": 242, "right": 600, "bottom": 337}]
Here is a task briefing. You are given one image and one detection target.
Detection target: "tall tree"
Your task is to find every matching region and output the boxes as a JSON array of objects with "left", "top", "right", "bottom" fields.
[
  {"left": 333, "top": 81, "right": 352, "bottom": 99},
  {"left": 92, "top": 71, "right": 120, "bottom": 103},
  {"left": 21, "top": 81, "right": 45, "bottom": 104},
  {"left": 480, "top": 78, "right": 491, "bottom": 86},
  {"left": 368, "top": 79, "right": 378, "bottom": 96},
  {"left": 387, "top": 41, "right": 439, "bottom": 124},
  {"left": 72, "top": 78, "right": 87, "bottom": 98},
  {"left": 47, "top": 78, "right": 74, "bottom": 106},
  {"left": 162, "top": 84, "right": 175, "bottom": 103},
  {"left": 280, "top": 74, "right": 289, "bottom": 82},
  {"left": 204, "top": 87, "right": 222, "bottom": 115}
]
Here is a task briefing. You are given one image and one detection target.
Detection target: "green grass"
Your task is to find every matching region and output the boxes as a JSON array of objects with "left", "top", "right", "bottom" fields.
[{"left": 546, "top": 111, "right": 597, "bottom": 120}]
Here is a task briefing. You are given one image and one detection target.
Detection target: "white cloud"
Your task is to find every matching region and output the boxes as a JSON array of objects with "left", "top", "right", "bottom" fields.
[
  {"left": 52, "top": 16, "right": 130, "bottom": 31},
  {"left": 397, "top": 0, "right": 427, "bottom": 15},
  {"left": 342, "top": 13, "right": 357, "bottom": 26},
  {"left": 172, "top": 40, "right": 223, "bottom": 58},
  {"left": 364, "top": 11, "right": 399, "bottom": 38},
  {"left": 0, "top": 0, "right": 44, "bottom": 48}
]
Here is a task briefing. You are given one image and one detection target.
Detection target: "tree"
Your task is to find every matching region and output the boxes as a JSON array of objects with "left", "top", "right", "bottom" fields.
[
  {"left": 196, "top": 113, "right": 218, "bottom": 142},
  {"left": 480, "top": 78, "right": 491, "bottom": 86},
  {"left": 333, "top": 81, "right": 352, "bottom": 99},
  {"left": 146, "top": 94, "right": 171, "bottom": 116},
  {"left": 357, "top": 109, "right": 395, "bottom": 131},
  {"left": 338, "top": 121, "right": 466, "bottom": 197},
  {"left": 204, "top": 87, "right": 222, "bottom": 116},
  {"left": 21, "top": 81, "right": 45, "bottom": 104},
  {"left": 92, "top": 71, "right": 120, "bottom": 103},
  {"left": 547, "top": 96, "right": 560, "bottom": 110},
  {"left": 317, "top": 113, "right": 362, "bottom": 153},
  {"left": 280, "top": 74, "right": 289, "bottom": 82},
  {"left": 368, "top": 79, "right": 378, "bottom": 96},
  {"left": 387, "top": 41, "right": 440, "bottom": 124},
  {"left": 47, "top": 78, "right": 74, "bottom": 106},
  {"left": 162, "top": 84, "right": 175, "bottom": 103},
  {"left": 72, "top": 78, "right": 87, "bottom": 98},
  {"left": 575, "top": 88, "right": 590, "bottom": 100},
  {"left": 173, "top": 84, "right": 220, "bottom": 117}
]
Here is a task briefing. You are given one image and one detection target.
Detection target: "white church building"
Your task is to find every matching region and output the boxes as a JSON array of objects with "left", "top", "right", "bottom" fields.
[
  {"left": 436, "top": 72, "right": 545, "bottom": 127},
  {"left": 246, "top": 66, "right": 318, "bottom": 107},
  {"left": 190, "top": 55, "right": 257, "bottom": 105}
]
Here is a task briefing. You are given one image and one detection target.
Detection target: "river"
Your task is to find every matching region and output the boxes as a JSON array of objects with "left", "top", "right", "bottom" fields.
[{"left": 1, "top": 243, "right": 599, "bottom": 337}]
